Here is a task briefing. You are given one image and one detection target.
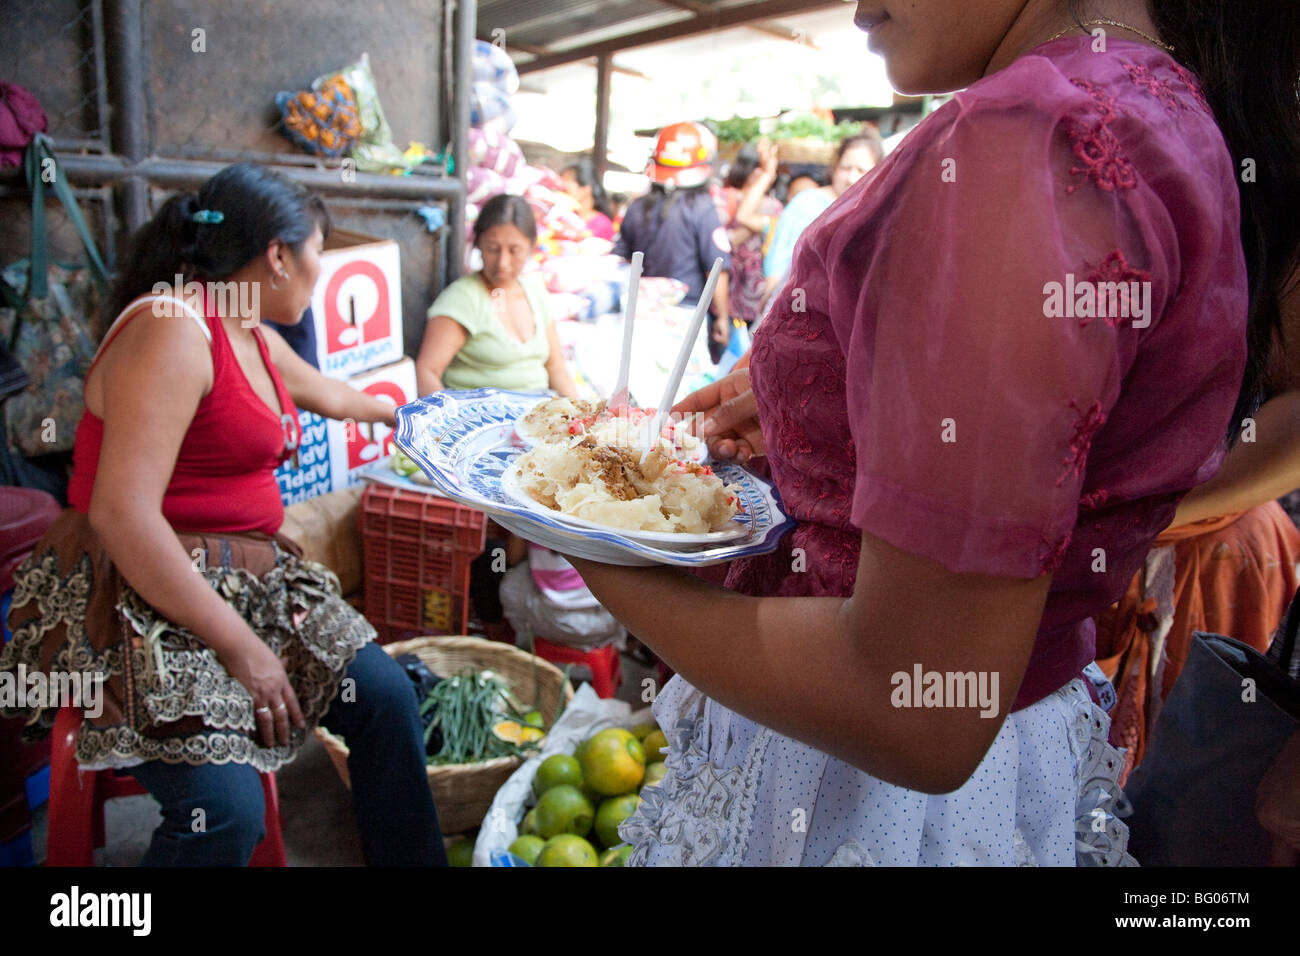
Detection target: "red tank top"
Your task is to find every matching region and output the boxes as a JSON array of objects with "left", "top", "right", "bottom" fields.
[{"left": 67, "top": 294, "right": 299, "bottom": 535}]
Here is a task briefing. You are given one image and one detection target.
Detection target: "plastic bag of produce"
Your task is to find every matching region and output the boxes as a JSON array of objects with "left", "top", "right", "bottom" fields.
[
  {"left": 472, "top": 683, "right": 652, "bottom": 866},
  {"left": 275, "top": 76, "right": 363, "bottom": 158},
  {"left": 318, "top": 54, "right": 409, "bottom": 172}
]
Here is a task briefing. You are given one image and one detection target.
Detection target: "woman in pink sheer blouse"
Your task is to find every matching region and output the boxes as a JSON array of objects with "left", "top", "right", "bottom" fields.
[{"left": 567, "top": 1, "right": 1300, "bottom": 865}]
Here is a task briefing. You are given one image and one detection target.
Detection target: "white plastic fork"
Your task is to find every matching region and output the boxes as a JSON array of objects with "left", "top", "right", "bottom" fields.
[
  {"left": 608, "top": 250, "right": 642, "bottom": 413},
  {"left": 643, "top": 257, "right": 724, "bottom": 461}
]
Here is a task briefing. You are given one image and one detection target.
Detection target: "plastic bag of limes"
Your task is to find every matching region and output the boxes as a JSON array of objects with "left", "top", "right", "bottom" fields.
[{"left": 471, "top": 684, "right": 664, "bottom": 867}]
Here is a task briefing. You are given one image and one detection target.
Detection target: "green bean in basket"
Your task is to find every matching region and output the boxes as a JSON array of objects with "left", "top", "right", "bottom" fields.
[{"left": 420, "top": 669, "right": 547, "bottom": 765}]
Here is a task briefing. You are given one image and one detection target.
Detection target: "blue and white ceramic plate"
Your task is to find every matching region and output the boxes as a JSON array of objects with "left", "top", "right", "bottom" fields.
[{"left": 393, "top": 388, "right": 796, "bottom": 567}]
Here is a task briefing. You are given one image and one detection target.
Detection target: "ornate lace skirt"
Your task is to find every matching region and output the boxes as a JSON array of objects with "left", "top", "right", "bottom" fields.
[
  {"left": 619, "top": 675, "right": 1136, "bottom": 866},
  {"left": 0, "top": 509, "right": 373, "bottom": 773}
]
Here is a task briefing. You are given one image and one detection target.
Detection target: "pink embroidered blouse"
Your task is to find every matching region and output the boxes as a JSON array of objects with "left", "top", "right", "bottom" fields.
[{"left": 727, "top": 37, "right": 1248, "bottom": 711}]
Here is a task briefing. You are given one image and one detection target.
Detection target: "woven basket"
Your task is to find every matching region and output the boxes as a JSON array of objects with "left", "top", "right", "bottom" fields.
[
  {"left": 716, "top": 140, "right": 743, "bottom": 164},
  {"left": 316, "top": 635, "right": 574, "bottom": 834},
  {"left": 773, "top": 137, "right": 835, "bottom": 166}
]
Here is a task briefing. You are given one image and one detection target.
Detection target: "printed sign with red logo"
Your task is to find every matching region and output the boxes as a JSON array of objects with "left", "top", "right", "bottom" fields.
[
  {"left": 327, "top": 357, "right": 416, "bottom": 489},
  {"left": 273, "top": 409, "right": 333, "bottom": 505},
  {"left": 309, "top": 229, "right": 403, "bottom": 379}
]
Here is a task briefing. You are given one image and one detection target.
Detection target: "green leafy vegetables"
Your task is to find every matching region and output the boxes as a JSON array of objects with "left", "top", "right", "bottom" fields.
[{"left": 420, "top": 669, "right": 540, "bottom": 766}]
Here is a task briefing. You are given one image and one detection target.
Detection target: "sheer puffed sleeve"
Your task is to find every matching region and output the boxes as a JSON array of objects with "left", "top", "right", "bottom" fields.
[{"left": 834, "top": 93, "right": 1172, "bottom": 577}]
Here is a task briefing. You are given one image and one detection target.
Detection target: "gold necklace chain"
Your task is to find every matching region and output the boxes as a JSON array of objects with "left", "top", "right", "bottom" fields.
[{"left": 1046, "top": 16, "right": 1174, "bottom": 53}]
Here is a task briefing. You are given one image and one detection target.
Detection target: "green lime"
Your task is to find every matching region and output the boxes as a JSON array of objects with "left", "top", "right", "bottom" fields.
[
  {"left": 446, "top": 839, "right": 474, "bottom": 867},
  {"left": 391, "top": 450, "right": 420, "bottom": 477},
  {"left": 508, "top": 834, "right": 546, "bottom": 865},
  {"left": 600, "top": 844, "right": 634, "bottom": 867},
  {"left": 536, "top": 834, "right": 598, "bottom": 867},
  {"left": 579, "top": 728, "right": 645, "bottom": 796},
  {"left": 533, "top": 753, "right": 584, "bottom": 797},
  {"left": 594, "top": 793, "right": 641, "bottom": 849},
  {"left": 519, "top": 808, "right": 539, "bottom": 836},
  {"left": 534, "top": 784, "right": 594, "bottom": 839},
  {"left": 641, "top": 761, "right": 668, "bottom": 791},
  {"left": 641, "top": 728, "right": 668, "bottom": 763}
]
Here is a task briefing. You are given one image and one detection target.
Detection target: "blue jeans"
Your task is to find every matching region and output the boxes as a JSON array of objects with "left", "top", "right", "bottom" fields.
[{"left": 130, "top": 641, "right": 447, "bottom": 866}]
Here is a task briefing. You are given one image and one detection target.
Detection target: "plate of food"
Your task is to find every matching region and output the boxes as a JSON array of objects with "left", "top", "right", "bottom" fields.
[
  {"left": 392, "top": 388, "right": 795, "bottom": 567},
  {"left": 500, "top": 442, "right": 751, "bottom": 548},
  {"left": 514, "top": 395, "right": 707, "bottom": 463}
]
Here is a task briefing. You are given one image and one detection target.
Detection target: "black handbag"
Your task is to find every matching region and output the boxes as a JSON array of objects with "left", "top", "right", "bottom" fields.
[{"left": 1124, "top": 605, "right": 1300, "bottom": 866}]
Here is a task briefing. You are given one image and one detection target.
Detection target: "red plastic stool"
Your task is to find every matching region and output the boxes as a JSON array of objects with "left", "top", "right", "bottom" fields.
[
  {"left": 532, "top": 638, "right": 622, "bottom": 699},
  {"left": 46, "top": 707, "right": 287, "bottom": 866}
]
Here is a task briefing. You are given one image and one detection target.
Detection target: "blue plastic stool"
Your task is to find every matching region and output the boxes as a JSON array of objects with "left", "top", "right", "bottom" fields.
[
  {"left": 25, "top": 764, "right": 48, "bottom": 811},
  {"left": 0, "top": 832, "right": 34, "bottom": 867}
]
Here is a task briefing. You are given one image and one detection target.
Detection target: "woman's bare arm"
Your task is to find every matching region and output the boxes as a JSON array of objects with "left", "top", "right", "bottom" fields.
[
  {"left": 571, "top": 528, "right": 1048, "bottom": 794},
  {"left": 732, "top": 140, "right": 778, "bottom": 239},
  {"left": 87, "top": 307, "right": 303, "bottom": 743},
  {"left": 543, "top": 321, "right": 580, "bottom": 399},
  {"left": 710, "top": 271, "right": 733, "bottom": 344},
  {"left": 263, "top": 324, "right": 395, "bottom": 427},
  {"left": 1169, "top": 389, "right": 1300, "bottom": 526},
  {"left": 415, "top": 313, "right": 469, "bottom": 396}
]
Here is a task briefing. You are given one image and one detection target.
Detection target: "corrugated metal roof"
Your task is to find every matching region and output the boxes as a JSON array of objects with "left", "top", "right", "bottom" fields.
[
  {"left": 480, "top": 0, "right": 844, "bottom": 72},
  {"left": 478, "top": 0, "right": 697, "bottom": 52}
]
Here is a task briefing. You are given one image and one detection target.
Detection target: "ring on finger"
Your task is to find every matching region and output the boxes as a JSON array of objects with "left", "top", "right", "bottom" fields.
[{"left": 255, "top": 706, "right": 272, "bottom": 715}]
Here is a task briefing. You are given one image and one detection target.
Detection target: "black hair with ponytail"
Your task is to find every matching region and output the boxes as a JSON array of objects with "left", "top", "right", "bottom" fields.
[
  {"left": 631, "top": 181, "right": 713, "bottom": 230},
  {"left": 106, "top": 163, "right": 330, "bottom": 322},
  {"left": 1064, "top": 2, "right": 1300, "bottom": 444},
  {"left": 1144, "top": 1, "right": 1300, "bottom": 441},
  {"left": 562, "top": 157, "right": 613, "bottom": 219}
]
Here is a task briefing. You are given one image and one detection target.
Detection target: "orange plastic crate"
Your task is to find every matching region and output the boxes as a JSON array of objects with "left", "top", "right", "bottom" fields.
[{"left": 360, "top": 485, "right": 487, "bottom": 644}]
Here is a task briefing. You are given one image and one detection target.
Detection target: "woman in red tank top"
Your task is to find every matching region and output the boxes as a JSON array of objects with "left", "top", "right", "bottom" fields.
[{"left": 0, "top": 164, "right": 448, "bottom": 865}]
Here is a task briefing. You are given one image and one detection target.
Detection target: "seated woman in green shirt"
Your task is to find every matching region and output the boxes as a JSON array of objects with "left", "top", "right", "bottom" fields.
[{"left": 417, "top": 193, "right": 579, "bottom": 398}]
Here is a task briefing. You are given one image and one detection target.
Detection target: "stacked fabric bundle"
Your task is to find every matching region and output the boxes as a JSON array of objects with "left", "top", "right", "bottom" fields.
[{"left": 463, "top": 45, "right": 618, "bottom": 317}]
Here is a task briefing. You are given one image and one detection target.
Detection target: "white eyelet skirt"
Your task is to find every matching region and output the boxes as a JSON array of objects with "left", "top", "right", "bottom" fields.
[{"left": 619, "top": 675, "right": 1136, "bottom": 866}]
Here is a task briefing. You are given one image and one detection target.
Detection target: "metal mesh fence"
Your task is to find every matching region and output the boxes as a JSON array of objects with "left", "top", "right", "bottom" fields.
[
  {"left": 0, "top": 0, "right": 107, "bottom": 144},
  {"left": 0, "top": 0, "right": 113, "bottom": 267},
  {"left": 144, "top": 0, "right": 443, "bottom": 162},
  {"left": 2, "top": 0, "right": 453, "bottom": 324}
]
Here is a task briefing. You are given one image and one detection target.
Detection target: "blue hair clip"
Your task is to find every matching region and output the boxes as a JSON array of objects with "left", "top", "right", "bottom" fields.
[{"left": 191, "top": 209, "right": 224, "bottom": 224}]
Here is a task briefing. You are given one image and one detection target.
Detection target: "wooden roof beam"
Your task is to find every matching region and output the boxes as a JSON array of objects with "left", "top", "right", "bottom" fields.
[
  {"left": 485, "top": 38, "right": 653, "bottom": 80},
  {"left": 654, "top": 0, "right": 823, "bottom": 49},
  {"left": 516, "top": 0, "right": 842, "bottom": 75}
]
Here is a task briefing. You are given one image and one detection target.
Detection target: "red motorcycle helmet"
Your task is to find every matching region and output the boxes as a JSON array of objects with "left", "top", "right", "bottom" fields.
[{"left": 648, "top": 121, "right": 716, "bottom": 188}]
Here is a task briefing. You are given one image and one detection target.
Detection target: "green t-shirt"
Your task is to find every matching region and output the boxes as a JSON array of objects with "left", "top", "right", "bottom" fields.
[{"left": 427, "top": 272, "right": 553, "bottom": 391}]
